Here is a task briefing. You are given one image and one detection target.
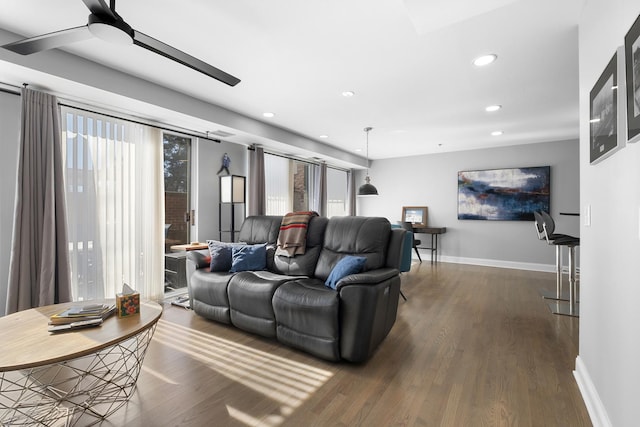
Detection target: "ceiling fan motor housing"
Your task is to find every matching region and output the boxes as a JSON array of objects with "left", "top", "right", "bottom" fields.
[{"left": 87, "top": 13, "right": 133, "bottom": 45}]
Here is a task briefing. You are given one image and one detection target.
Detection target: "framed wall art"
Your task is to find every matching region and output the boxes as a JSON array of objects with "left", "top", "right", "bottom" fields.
[
  {"left": 625, "top": 13, "right": 640, "bottom": 143},
  {"left": 457, "top": 166, "right": 550, "bottom": 221},
  {"left": 401, "top": 206, "right": 428, "bottom": 227},
  {"left": 590, "top": 51, "right": 620, "bottom": 164}
]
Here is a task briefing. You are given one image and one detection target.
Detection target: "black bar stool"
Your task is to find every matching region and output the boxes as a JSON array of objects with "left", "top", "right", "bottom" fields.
[
  {"left": 539, "top": 211, "right": 580, "bottom": 317},
  {"left": 533, "top": 211, "right": 572, "bottom": 302}
]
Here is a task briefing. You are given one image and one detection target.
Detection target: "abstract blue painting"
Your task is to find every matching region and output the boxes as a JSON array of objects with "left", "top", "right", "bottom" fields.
[{"left": 458, "top": 166, "right": 550, "bottom": 221}]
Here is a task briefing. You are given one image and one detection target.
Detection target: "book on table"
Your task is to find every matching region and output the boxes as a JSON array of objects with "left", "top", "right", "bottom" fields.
[
  {"left": 48, "top": 317, "right": 106, "bottom": 333},
  {"left": 49, "top": 303, "right": 116, "bottom": 326}
]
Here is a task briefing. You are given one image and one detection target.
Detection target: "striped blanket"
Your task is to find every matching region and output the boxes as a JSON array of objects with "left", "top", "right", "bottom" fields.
[{"left": 276, "top": 211, "right": 319, "bottom": 257}]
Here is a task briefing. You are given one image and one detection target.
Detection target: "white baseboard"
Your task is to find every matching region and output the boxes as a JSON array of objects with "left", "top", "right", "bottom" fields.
[
  {"left": 410, "top": 253, "right": 555, "bottom": 272},
  {"left": 573, "top": 356, "right": 612, "bottom": 427}
]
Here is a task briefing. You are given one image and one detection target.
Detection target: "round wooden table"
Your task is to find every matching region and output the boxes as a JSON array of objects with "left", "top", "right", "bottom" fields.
[{"left": 0, "top": 300, "right": 162, "bottom": 426}]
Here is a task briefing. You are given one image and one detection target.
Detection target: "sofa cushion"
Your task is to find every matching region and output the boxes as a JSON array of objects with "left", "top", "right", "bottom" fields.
[
  {"left": 238, "top": 216, "right": 282, "bottom": 245},
  {"left": 228, "top": 270, "right": 293, "bottom": 337},
  {"left": 230, "top": 243, "right": 267, "bottom": 272},
  {"left": 315, "top": 216, "right": 391, "bottom": 280},
  {"left": 238, "top": 216, "right": 283, "bottom": 271},
  {"left": 273, "top": 278, "right": 340, "bottom": 361},
  {"left": 189, "top": 270, "right": 234, "bottom": 324},
  {"left": 272, "top": 216, "right": 328, "bottom": 276},
  {"left": 325, "top": 255, "right": 367, "bottom": 289},
  {"left": 207, "top": 240, "right": 244, "bottom": 272}
]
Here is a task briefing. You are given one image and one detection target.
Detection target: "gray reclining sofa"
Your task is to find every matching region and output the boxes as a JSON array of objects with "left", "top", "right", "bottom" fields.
[{"left": 186, "top": 215, "right": 406, "bottom": 362}]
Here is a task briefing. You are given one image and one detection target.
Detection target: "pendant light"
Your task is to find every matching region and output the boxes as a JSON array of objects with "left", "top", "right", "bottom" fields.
[{"left": 358, "top": 126, "right": 379, "bottom": 196}]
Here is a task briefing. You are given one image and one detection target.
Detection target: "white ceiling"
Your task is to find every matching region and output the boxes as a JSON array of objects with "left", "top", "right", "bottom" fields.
[{"left": 0, "top": 0, "right": 584, "bottom": 161}]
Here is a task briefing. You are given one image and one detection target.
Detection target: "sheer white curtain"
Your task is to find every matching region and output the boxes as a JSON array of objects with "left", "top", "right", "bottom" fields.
[
  {"left": 62, "top": 107, "right": 164, "bottom": 301},
  {"left": 264, "top": 153, "right": 291, "bottom": 215},
  {"left": 326, "top": 167, "right": 348, "bottom": 217}
]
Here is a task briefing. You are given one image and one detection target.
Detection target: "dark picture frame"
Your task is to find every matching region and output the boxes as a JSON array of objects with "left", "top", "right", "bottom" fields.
[
  {"left": 402, "top": 206, "right": 428, "bottom": 227},
  {"left": 625, "top": 14, "right": 640, "bottom": 143},
  {"left": 457, "top": 166, "right": 550, "bottom": 221},
  {"left": 590, "top": 51, "right": 619, "bottom": 164}
]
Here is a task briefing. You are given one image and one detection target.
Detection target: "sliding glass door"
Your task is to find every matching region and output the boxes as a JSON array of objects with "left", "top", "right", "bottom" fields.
[{"left": 163, "top": 133, "right": 192, "bottom": 252}]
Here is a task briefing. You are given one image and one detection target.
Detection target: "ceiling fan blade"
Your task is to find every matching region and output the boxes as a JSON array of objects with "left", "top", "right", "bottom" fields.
[
  {"left": 2, "top": 26, "right": 93, "bottom": 55},
  {"left": 82, "top": 0, "right": 117, "bottom": 20},
  {"left": 132, "top": 31, "right": 240, "bottom": 87}
]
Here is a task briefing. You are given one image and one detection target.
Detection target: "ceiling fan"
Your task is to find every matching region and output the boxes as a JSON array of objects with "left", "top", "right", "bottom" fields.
[{"left": 1, "top": 0, "right": 241, "bottom": 86}]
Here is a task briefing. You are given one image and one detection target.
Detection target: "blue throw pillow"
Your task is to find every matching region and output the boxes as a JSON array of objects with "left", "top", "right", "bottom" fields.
[
  {"left": 230, "top": 243, "right": 267, "bottom": 272},
  {"left": 207, "top": 240, "right": 244, "bottom": 272},
  {"left": 325, "top": 256, "right": 367, "bottom": 290}
]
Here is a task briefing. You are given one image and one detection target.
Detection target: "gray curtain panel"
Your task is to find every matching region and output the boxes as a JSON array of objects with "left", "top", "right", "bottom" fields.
[
  {"left": 312, "top": 163, "right": 327, "bottom": 217},
  {"left": 248, "top": 145, "right": 266, "bottom": 216},
  {"left": 6, "top": 88, "right": 72, "bottom": 314},
  {"left": 347, "top": 170, "right": 356, "bottom": 216}
]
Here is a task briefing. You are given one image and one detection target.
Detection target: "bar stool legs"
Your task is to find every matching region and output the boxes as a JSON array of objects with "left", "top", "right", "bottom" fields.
[
  {"left": 548, "top": 244, "right": 579, "bottom": 317},
  {"left": 540, "top": 246, "right": 570, "bottom": 301}
]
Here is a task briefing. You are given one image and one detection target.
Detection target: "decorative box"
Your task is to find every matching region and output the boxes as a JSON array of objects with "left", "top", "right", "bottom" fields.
[{"left": 116, "top": 292, "right": 140, "bottom": 318}]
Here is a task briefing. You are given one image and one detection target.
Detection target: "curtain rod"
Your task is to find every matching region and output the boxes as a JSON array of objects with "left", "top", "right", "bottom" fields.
[
  {"left": 248, "top": 146, "right": 350, "bottom": 172},
  {"left": 59, "top": 103, "right": 222, "bottom": 144},
  {"left": 0, "top": 81, "right": 21, "bottom": 96},
  {"left": 0, "top": 80, "right": 222, "bottom": 144},
  {"left": 0, "top": 87, "right": 20, "bottom": 96},
  {"left": 1, "top": 80, "right": 350, "bottom": 170}
]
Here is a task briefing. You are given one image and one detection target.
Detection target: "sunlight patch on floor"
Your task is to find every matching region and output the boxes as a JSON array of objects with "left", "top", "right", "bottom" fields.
[
  {"left": 226, "top": 405, "right": 285, "bottom": 427},
  {"left": 152, "top": 318, "right": 334, "bottom": 425},
  {"left": 140, "top": 365, "right": 178, "bottom": 385}
]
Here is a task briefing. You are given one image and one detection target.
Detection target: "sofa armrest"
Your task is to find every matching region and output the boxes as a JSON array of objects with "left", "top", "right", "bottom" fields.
[
  {"left": 335, "top": 268, "right": 399, "bottom": 290},
  {"left": 386, "top": 228, "right": 407, "bottom": 269},
  {"left": 186, "top": 249, "right": 210, "bottom": 293},
  {"left": 186, "top": 249, "right": 211, "bottom": 270},
  {"left": 338, "top": 274, "right": 401, "bottom": 362}
]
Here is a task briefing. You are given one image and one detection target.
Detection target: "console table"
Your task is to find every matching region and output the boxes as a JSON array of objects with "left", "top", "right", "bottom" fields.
[
  {"left": 412, "top": 226, "right": 447, "bottom": 263},
  {"left": 0, "top": 300, "right": 162, "bottom": 426},
  {"left": 167, "top": 243, "right": 207, "bottom": 292},
  {"left": 165, "top": 251, "right": 188, "bottom": 291},
  {"left": 170, "top": 242, "right": 208, "bottom": 252}
]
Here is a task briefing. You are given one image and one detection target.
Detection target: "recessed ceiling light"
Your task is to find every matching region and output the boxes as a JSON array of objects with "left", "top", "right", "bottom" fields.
[
  {"left": 355, "top": 148, "right": 362, "bottom": 152},
  {"left": 342, "top": 91, "right": 355, "bottom": 97},
  {"left": 491, "top": 130, "right": 504, "bottom": 136},
  {"left": 485, "top": 105, "right": 502, "bottom": 112},
  {"left": 262, "top": 112, "right": 275, "bottom": 118},
  {"left": 319, "top": 135, "right": 329, "bottom": 138},
  {"left": 473, "top": 54, "right": 497, "bottom": 67}
]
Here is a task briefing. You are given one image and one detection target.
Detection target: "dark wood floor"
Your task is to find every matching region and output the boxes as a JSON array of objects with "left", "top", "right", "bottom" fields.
[{"left": 104, "top": 262, "right": 591, "bottom": 427}]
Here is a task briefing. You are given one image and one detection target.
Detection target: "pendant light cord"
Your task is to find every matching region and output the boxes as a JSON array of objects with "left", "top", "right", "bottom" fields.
[{"left": 364, "top": 126, "right": 373, "bottom": 175}]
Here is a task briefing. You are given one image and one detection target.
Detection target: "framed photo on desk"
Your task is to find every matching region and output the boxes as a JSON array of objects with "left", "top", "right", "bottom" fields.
[{"left": 402, "top": 206, "right": 428, "bottom": 227}]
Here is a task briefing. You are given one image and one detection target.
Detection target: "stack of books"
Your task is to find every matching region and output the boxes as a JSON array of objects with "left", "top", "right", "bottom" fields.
[{"left": 48, "top": 303, "right": 116, "bottom": 333}]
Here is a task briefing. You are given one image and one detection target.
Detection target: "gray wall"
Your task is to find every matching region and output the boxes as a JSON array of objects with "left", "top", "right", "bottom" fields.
[
  {"left": 0, "top": 91, "right": 20, "bottom": 317},
  {"left": 194, "top": 139, "right": 248, "bottom": 242},
  {"left": 577, "top": 0, "right": 640, "bottom": 425},
  {"left": 357, "top": 139, "right": 579, "bottom": 270}
]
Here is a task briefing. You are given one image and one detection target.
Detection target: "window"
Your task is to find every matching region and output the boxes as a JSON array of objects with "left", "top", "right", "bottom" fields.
[
  {"left": 264, "top": 154, "right": 315, "bottom": 215},
  {"left": 326, "top": 167, "right": 348, "bottom": 217},
  {"left": 264, "top": 153, "right": 346, "bottom": 216}
]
